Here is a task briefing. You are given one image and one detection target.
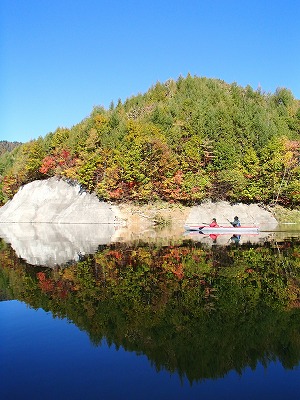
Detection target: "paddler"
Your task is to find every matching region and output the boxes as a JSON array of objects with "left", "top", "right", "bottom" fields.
[
  {"left": 209, "top": 218, "right": 219, "bottom": 227},
  {"left": 230, "top": 216, "right": 241, "bottom": 227}
]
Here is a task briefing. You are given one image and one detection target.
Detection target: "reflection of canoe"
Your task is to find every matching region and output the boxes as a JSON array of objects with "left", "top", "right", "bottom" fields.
[{"left": 184, "top": 225, "right": 259, "bottom": 234}]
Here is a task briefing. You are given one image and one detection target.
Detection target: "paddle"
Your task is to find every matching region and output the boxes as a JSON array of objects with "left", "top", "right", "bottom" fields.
[{"left": 226, "top": 218, "right": 234, "bottom": 226}]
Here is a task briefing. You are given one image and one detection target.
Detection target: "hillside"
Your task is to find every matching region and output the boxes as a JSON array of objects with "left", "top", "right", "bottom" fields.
[
  {"left": 0, "top": 75, "right": 299, "bottom": 207},
  {"left": 0, "top": 140, "right": 21, "bottom": 156}
]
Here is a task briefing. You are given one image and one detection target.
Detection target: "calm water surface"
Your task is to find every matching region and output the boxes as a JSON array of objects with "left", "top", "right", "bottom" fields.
[{"left": 1, "top": 226, "right": 300, "bottom": 399}]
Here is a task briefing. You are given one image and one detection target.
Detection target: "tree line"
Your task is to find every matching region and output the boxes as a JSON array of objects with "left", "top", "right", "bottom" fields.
[{"left": 0, "top": 74, "right": 299, "bottom": 206}]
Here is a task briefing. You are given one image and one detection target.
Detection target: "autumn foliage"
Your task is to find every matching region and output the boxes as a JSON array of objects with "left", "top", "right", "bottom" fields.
[{"left": 0, "top": 75, "right": 300, "bottom": 206}]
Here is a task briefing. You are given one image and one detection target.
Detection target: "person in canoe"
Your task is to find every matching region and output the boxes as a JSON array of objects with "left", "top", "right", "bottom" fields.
[
  {"left": 209, "top": 218, "right": 219, "bottom": 227},
  {"left": 230, "top": 216, "right": 241, "bottom": 227}
]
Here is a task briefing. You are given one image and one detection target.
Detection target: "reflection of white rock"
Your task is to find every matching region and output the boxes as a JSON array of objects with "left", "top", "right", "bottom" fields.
[{"left": 0, "top": 223, "right": 121, "bottom": 267}]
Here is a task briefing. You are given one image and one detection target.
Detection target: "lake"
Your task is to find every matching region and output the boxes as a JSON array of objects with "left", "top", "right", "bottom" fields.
[{"left": 1, "top": 224, "right": 300, "bottom": 399}]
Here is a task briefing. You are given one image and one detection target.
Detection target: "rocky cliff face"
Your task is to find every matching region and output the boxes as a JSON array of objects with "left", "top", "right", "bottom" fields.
[
  {"left": 0, "top": 177, "right": 278, "bottom": 227},
  {"left": 0, "top": 178, "right": 123, "bottom": 224}
]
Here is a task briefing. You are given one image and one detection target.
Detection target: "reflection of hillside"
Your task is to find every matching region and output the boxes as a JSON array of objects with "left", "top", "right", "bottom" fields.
[{"left": 1, "top": 240, "right": 300, "bottom": 381}]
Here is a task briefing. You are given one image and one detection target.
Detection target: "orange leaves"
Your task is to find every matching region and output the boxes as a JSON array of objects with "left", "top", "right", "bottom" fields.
[
  {"left": 36, "top": 271, "right": 72, "bottom": 298},
  {"left": 37, "top": 272, "right": 54, "bottom": 293},
  {"left": 159, "top": 170, "right": 185, "bottom": 202},
  {"left": 162, "top": 247, "right": 188, "bottom": 280},
  {"left": 108, "top": 250, "right": 123, "bottom": 260},
  {"left": 128, "top": 181, "right": 136, "bottom": 189},
  {"left": 39, "top": 149, "right": 76, "bottom": 176},
  {"left": 36, "top": 272, "right": 46, "bottom": 280},
  {"left": 245, "top": 268, "right": 254, "bottom": 274},
  {"left": 282, "top": 139, "right": 300, "bottom": 169},
  {"left": 284, "top": 140, "right": 300, "bottom": 152},
  {"left": 39, "top": 156, "right": 56, "bottom": 174},
  {"left": 108, "top": 188, "right": 124, "bottom": 199},
  {"left": 172, "top": 263, "right": 184, "bottom": 280},
  {"left": 2, "top": 174, "right": 20, "bottom": 198},
  {"left": 174, "top": 170, "right": 184, "bottom": 185}
]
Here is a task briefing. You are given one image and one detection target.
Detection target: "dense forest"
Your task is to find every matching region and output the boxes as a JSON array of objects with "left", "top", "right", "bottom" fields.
[{"left": 0, "top": 75, "right": 299, "bottom": 206}]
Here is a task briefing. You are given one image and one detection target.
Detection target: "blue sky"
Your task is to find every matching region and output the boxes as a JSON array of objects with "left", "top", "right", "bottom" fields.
[{"left": 1, "top": 0, "right": 300, "bottom": 143}]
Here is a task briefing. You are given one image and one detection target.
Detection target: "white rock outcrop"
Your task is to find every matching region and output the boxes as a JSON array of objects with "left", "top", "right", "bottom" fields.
[
  {"left": 0, "top": 178, "right": 123, "bottom": 224},
  {"left": 185, "top": 200, "right": 278, "bottom": 228}
]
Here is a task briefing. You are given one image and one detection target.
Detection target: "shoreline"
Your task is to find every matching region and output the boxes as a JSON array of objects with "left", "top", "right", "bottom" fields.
[{"left": 0, "top": 178, "right": 299, "bottom": 226}]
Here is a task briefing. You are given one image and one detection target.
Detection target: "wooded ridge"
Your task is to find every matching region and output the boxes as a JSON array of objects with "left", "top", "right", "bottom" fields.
[
  {"left": 0, "top": 74, "right": 299, "bottom": 206},
  {"left": 0, "top": 141, "right": 21, "bottom": 156}
]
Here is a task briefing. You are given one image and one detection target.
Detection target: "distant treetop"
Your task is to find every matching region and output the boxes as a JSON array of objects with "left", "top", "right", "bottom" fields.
[{"left": 0, "top": 141, "right": 22, "bottom": 156}]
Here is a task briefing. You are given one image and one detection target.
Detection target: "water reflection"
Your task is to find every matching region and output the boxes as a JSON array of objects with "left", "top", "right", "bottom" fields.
[
  {"left": 184, "top": 231, "right": 261, "bottom": 245},
  {"left": 1, "top": 222, "right": 299, "bottom": 267},
  {"left": 1, "top": 236, "right": 300, "bottom": 385},
  {"left": 0, "top": 223, "right": 122, "bottom": 266},
  {"left": 185, "top": 224, "right": 300, "bottom": 246}
]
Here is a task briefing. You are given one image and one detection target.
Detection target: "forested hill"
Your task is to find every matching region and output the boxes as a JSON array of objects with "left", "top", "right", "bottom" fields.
[
  {"left": 0, "top": 141, "right": 22, "bottom": 156},
  {"left": 0, "top": 75, "right": 299, "bottom": 206}
]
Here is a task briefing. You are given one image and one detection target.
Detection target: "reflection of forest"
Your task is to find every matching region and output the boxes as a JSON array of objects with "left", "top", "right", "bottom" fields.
[{"left": 1, "top": 238, "right": 300, "bottom": 382}]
